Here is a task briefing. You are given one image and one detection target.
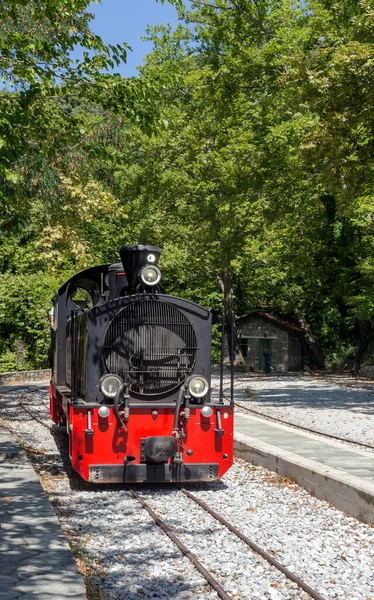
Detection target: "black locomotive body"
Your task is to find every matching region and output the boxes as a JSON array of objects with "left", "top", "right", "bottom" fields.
[{"left": 50, "top": 245, "right": 234, "bottom": 483}]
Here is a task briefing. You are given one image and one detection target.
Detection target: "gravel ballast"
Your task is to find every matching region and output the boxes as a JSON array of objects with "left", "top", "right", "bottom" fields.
[
  {"left": 227, "top": 373, "right": 374, "bottom": 448},
  {"left": 1, "top": 377, "right": 374, "bottom": 599}
]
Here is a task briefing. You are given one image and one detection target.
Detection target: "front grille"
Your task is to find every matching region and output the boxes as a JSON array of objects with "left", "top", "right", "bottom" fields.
[{"left": 103, "top": 300, "right": 197, "bottom": 396}]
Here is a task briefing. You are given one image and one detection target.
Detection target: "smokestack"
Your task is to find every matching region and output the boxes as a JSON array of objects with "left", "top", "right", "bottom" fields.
[{"left": 119, "top": 244, "right": 161, "bottom": 291}]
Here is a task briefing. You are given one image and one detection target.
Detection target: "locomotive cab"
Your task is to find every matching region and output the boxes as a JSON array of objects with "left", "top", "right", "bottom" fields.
[{"left": 50, "top": 245, "right": 234, "bottom": 483}]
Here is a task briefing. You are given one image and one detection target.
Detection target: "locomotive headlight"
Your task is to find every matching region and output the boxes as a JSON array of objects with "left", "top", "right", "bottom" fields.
[
  {"left": 100, "top": 374, "right": 122, "bottom": 399},
  {"left": 188, "top": 376, "right": 209, "bottom": 398},
  {"left": 98, "top": 406, "right": 110, "bottom": 418},
  {"left": 140, "top": 265, "right": 162, "bottom": 286}
]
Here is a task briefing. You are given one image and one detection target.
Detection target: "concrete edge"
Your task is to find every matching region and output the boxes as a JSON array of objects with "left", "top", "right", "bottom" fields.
[
  {"left": 0, "top": 424, "right": 88, "bottom": 599},
  {"left": 235, "top": 409, "right": 374, "bottom": 458},
  {"left": 234, "top": 432, "right": 374, "bottom": 525}
]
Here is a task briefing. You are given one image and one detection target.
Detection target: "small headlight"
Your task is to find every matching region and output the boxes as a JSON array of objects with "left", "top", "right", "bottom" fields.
[
  {"left": 140, "top": 265, "right": 162, "bottom": 286},
  {"left": 188, "top": 376, "right": 209, "bottom": 398},
  {"left": 100, "top": 374, "right": 122, "bottom": 398},
  {"left": 201, "top": 405, "right": 213, "bottom": 418},
  {"left": 98, "top": 406, "right": 110, "bottom": 418}
]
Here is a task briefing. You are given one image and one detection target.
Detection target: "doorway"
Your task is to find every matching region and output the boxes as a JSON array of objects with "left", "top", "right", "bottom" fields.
[{"left": 259, "top": 339, "right": 273, "bottom": 370}]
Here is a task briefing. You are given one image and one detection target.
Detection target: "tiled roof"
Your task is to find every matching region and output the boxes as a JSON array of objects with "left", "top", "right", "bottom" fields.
[{"left": 237, "top": 311, "right": 305, "bottom": 334}]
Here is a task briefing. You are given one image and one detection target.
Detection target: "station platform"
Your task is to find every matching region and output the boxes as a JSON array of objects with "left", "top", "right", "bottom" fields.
[
  {"left": 0, "top": 424, "right": 87, "bottom": 600},
  {"left": 234, "top": 411, "right": 374, "bottom": 524}
]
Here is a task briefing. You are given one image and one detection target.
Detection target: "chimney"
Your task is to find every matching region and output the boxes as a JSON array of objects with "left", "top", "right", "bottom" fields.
[{"left": 119, "top": 244, "right": 161, "bottom": 291}]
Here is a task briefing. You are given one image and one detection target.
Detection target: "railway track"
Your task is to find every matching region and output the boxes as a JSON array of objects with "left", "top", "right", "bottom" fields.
[
  {"left": 2, "top": 386, "right": 325, "bottom": 599},
  {"left": 234, "top": 400, "right": 374, "bottom": 451},
  {"left": 131, "top": 487, "right": 326, "bottom": 600},
  {"left": 10, "top": 378, "right": 374, "bottom": 456},
  {"left": 2, "top": 384, "right": 374, "bottom": 599},
  {"left": 211, "top": 377, "right": 374, "bottom": 452}
]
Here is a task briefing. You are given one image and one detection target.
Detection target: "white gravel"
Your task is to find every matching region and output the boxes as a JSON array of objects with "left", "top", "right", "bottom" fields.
[
  {"left": 1, "top": 377, "right": 374, "bottom": 599},
  {"left": 219, "top": 373, "right": 374, "bottom": 447}
]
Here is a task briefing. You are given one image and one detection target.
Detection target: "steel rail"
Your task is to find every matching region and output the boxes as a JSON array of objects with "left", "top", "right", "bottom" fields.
[
  {"left": 212, "top": 376, "right": 374, "bottom": 450},
  {"left": 13, "top": 385, "right": 354, "bottom": 600},
  {"left": 16, "top": 390, "right": 67, "bottom": 438},
  {"left": 130, "top": 489, "right": 231, "bottom": 600},
  {"left": 181, "top": 488, "right": 326, "bottom": 600},
  {"left": 235, "top": 400, "right": 374, "bottom": 451}
]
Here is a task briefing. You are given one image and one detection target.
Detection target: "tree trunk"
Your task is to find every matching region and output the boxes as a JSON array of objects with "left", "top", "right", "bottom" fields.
[
  {"left": 294, "top": 311, "right": 325, "bottom": 369},
  {"left": 218, "top": 268, "right": 245, "bottom": 366},
  {"left": 353, "top": 318, "right": 371, "bottom": 373}
]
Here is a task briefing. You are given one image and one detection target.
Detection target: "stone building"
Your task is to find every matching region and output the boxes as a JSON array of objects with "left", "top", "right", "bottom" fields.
[{"left": 236, "top": 312, "right": 305, "bottom": 372}]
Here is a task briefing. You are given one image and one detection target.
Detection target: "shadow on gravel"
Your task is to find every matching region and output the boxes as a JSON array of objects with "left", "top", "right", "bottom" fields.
[
  {"left": 49, "top": 431, "right": 229, "bottom": 600},
  {"left": 1, "top": 386, "right": 231, "bottom": 600},
  {"left": 242, "top": 383, "right": 374, "bottom": 414}
]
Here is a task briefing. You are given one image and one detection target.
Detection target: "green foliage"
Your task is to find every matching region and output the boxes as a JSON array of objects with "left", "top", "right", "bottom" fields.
[
  {"left": 362, "top": 338, "right": 374, "bottom": 367},
  {"left": 0, "top": 0, "right": 183, "bottom": 181},
  {"left": 127, "top": 0, "right": 374, "bottom": 365},
  {"left": 0, "top": 348, "right": 18, "bottom": 373},
  {"left": 0, "top": 272, "right": 65, "bottom": 368},
  {"left": 1, "top": 0, "right": 374, "bottom": 370},
  {"left": 1, "top": 1, "right": 129, "bottom": 89}
]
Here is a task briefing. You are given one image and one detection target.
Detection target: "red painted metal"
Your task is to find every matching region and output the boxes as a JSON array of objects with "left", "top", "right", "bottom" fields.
[{"left": 50, "top": 382, "right": 233, "bottom": 482}]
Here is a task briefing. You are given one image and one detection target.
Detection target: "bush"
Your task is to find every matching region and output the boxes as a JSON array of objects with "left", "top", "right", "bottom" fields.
[{"left": 0, "top": 272, "right": 63, "bottom": 371}]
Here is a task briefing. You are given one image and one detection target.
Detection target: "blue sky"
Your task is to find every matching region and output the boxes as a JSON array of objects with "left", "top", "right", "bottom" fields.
[{"left": 87, "top": 0, "right": 184, "bottom": 76}]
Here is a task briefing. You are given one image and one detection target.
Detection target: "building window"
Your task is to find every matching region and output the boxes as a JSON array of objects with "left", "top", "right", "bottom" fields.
[{"left": 239, "top": 338, "right": 249, "bottom": 358}]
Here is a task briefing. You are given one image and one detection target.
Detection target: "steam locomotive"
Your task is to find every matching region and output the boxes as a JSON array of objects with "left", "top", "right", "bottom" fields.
[{"left": 49, "top": 244, "right": 234, "bottom": 483}]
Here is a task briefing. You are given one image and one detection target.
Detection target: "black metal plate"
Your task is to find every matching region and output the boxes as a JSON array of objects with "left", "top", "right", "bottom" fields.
[
  {"left": 89, "top": 463, "right": 219, "bottom": 483},
  {"left": 140, "top": 436, "right": 176, "bottom": 463}
]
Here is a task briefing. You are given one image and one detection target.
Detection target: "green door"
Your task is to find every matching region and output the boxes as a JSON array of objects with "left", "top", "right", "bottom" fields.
[{"left": 259, "top": 339, "right": 272, "bottom": 370}]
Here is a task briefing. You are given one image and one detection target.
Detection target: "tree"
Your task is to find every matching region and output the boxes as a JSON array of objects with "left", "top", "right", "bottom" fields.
[
  {"left": 0, "top": 0, "right": 183, "bottom": 179},
  {"left": 0, "top": 0, "right": 185, "bottom": 274},
  {"left": 279, "top": 0, "right": 374, "bottom": 365},
  {"left": 125, "top": 2, "right": 318, "bottom": 361},
  {"left": 2, "top": 0, "right": 374, "bottom": 370},
  {"left": 119, "top": 0, "right": 374, "bottom": 368},
  {"left": 0, "top": 0, "right": 183, "bottom": 368},
  {"left": 0, "top": 271, "right": 62, "bottom": 370}
]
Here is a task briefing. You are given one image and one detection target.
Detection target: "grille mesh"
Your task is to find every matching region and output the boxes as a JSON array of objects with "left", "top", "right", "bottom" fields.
[{"left": 103, "top": 300, "right": 197, "bottom": 396}]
